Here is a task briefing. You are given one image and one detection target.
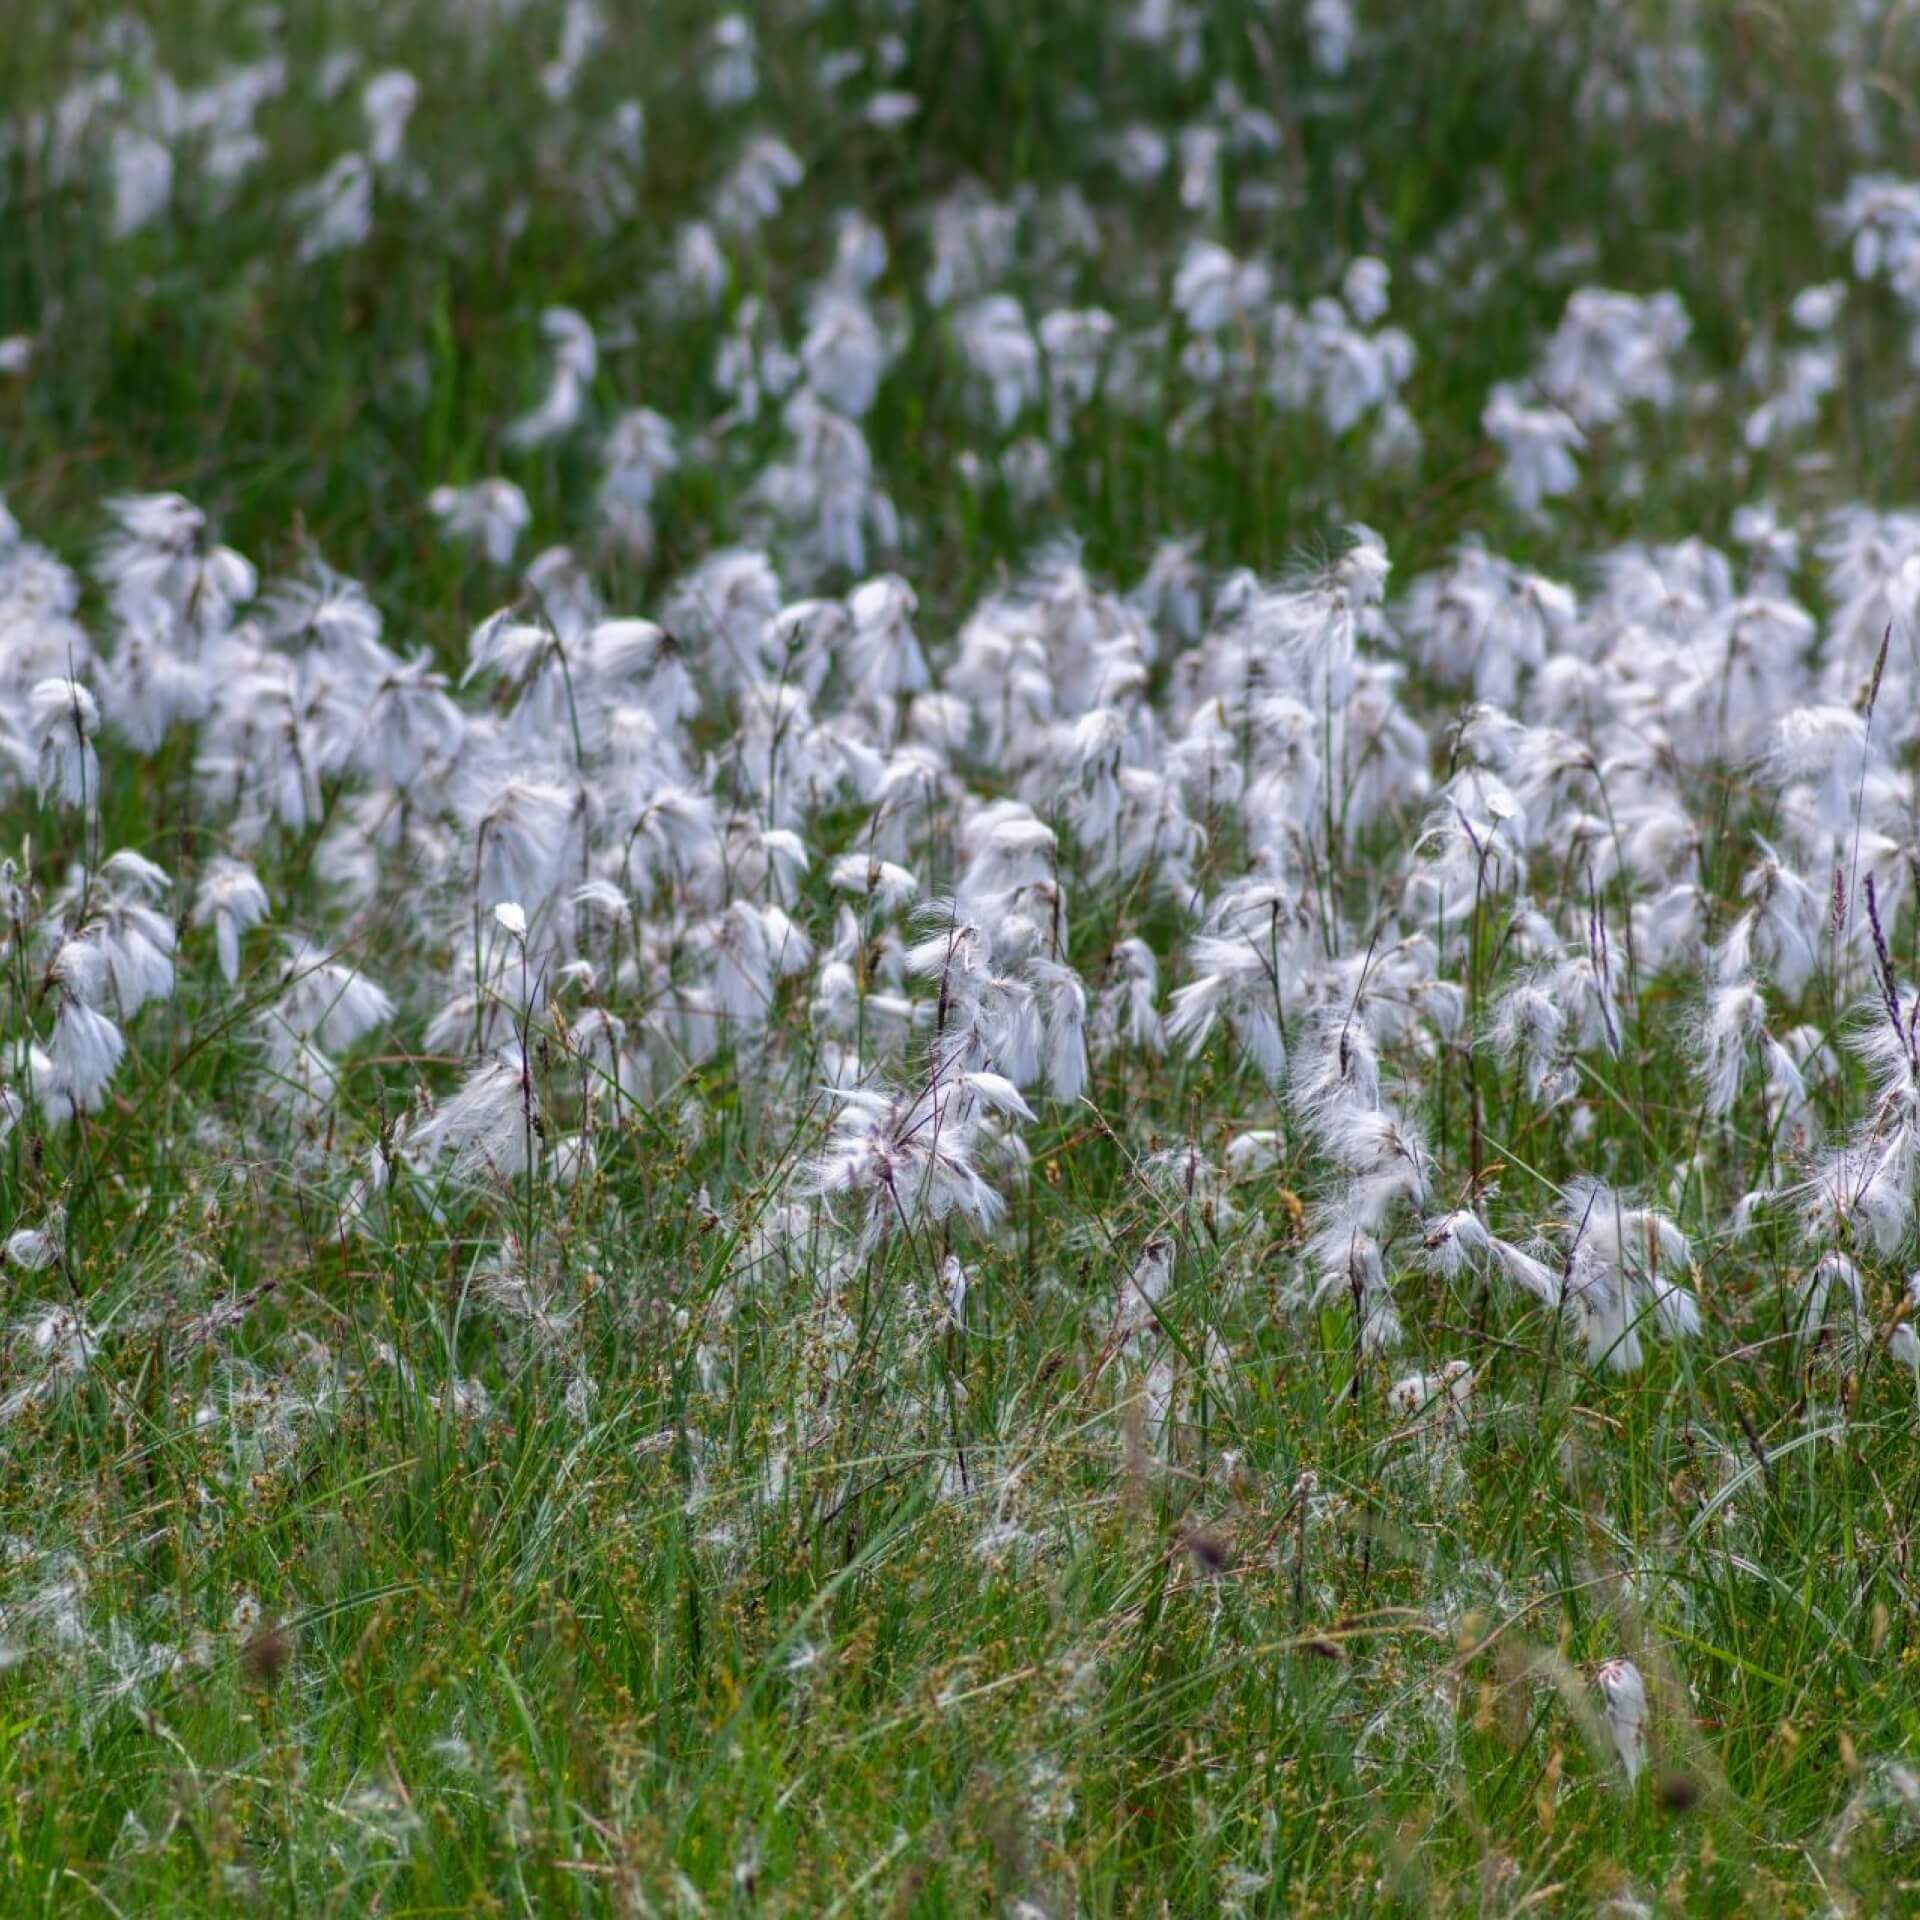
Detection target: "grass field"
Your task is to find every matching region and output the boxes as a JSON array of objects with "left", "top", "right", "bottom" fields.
[{"left": 4, "top": 2, "right": 1920, "bottom": 1914}]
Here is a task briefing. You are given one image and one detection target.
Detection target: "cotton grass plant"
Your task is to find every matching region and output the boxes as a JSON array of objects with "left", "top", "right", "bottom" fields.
[{"left": 2, "top": 2, "right": 1920, "bottom": 1914}]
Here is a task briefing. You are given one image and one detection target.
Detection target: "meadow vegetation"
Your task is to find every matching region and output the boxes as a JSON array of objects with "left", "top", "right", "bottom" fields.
[{"left": 3, "top": 2, "right": 1920, "bottom": 1913}]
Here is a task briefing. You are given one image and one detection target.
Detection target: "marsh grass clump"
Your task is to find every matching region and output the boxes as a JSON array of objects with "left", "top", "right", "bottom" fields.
[{"left": 1, "top": 1, "right": 1919, "bottom": 1913}]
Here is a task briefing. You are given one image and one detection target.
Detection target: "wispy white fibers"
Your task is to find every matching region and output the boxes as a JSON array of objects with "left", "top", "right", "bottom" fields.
[{"left": 1596, "top": 1658, "right": 1648, "bottom": 1784}]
